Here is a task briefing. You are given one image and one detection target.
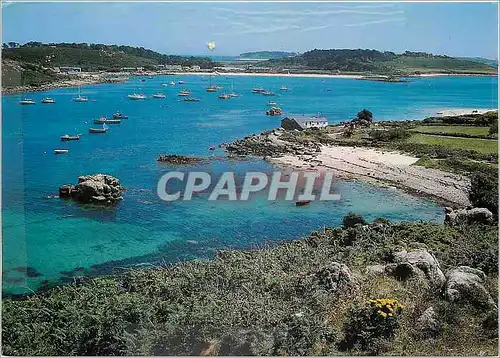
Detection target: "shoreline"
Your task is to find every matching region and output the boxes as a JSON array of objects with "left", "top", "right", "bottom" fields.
[
  {"left": 226, "top": 129, "right": 472, "bottom": 208},
  {"left": 3, "top": 70, "right": 497, "bottom": 95}
]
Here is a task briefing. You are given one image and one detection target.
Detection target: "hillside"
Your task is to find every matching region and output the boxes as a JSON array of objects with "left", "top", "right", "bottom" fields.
[
  {"left": 2, "top": 42, "right": 217, "bottom": 71},
  {"left": 239, "top": 51, "right": 298, "bottom": 59},
  {"left": 261, "top": 49, "right": 498, "bottom": 75}
]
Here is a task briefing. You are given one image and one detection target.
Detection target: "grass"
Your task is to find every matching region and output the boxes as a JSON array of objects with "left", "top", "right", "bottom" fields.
[
  {"left": 410, "top": 125, "right": 490, "bottom": 136},
  {"left": 405, "top": 133, "right": 498, "bottom": 155},
  {"left": 2, "top": 220, "right": 498, "bottom": 356}
]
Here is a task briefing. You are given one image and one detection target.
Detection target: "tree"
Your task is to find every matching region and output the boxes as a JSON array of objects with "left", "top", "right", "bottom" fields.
[
  {"left": 469, "top": 172, "right": 498, "bottom": 217},
  {"left": 342, "top": 212, "right": 367, "bottom": 228},
  {"left": 488, "top": 117, "right": 498, "bottom": 137},
  {"left": 7, "top": 42, "right": 19, "bottom": 49},
  {"left": 357, "top": 109, "right": 373, "bottom": 122}
]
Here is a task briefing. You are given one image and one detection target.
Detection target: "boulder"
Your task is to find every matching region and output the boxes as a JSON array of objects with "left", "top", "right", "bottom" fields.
[
  {"left": 389, "top": 249, "right": 445, "bottom": 290},
  {"left": 444, "top": 207, "right": 493, "bottom": 226},
  {"left": 313, "top": 262, "right": 355, "bottom": 292},
  {"left": 59, "top": 174, "right": 123, "bottom": 205},
  {"left": 445, "top": 266, "right": 496, "bottom": 308},
  {"left": 416, "top": 307, "right": 441, "bottom": 337}
]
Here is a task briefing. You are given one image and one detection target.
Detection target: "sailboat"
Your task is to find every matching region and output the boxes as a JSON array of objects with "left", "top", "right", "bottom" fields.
[
  {"left": 72, "top": 86, "right": 88, "bottom": 102},
  {"left": 280, "top": 85, "right": 289, "bottom": 91},
  {"left": 128, "top": 85, "right": 146, "bottom": 100},
  {"left": 228, "top": 83, "right": 239, "bottom": 98},
  {"left": 206, "top": 74, "right": 217, "bottom": 92}
]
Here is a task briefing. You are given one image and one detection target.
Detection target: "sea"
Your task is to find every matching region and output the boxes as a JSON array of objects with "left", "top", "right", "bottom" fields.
[{"left": 2, "top": 74, "right": 498, "bottom": 295}]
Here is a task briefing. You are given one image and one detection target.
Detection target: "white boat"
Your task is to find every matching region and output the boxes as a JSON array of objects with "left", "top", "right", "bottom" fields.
[
  {"left": 218, "top": 93, "right": 231, "bottom": 100},
  {"left": 183, "top": 97, "right": 200, "bottom": 102},
  {"left": 128, "top": 93, "right": 146, "bottom": 100},
  {"left": 41, "top": 97, "right": 55, "bottom": 104},
  {"left": 19, "top": 99, "right": 36, "bottom": 105},
  {"left": 162, "top": 83, "right": 168, "bottom": 87},
  {"left": 169, "top": 81, "right": 176, "bottom": 86},
  {"left": 280, "top": 85, "right": 289, "bottom": 91},
  {"left": 54, "top": 149, "right": 69, "bottom": 154},
  {"left": 152, "top": 93, "right": 166, "bottom": 99},
  {"left": 267, "top": 101, "right": 278, "bottom": 106},
  {"left": 177, "top": 90, "right": 191, "bottom": 97},
  {"left": 72, "top": 86, "right": 88, "bottom": 102},
  {"left": 262, "top": 91, "right": 276, "bottom": 96},
  {"left": 178, "top": 80, "right": 185, "bottom": 84},
  {"left": 60, "top": 134, "right": 80, "bottom": 141},
  {"left": 89, "top": 124, "right": 109, "bottom": 133},
  {"left": 252, "top": 88, "right": 265, "bottom": 94}
]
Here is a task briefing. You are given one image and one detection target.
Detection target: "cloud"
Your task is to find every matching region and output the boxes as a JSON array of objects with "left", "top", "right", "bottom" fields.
[{"left": 345, "top": 17, "right": 406, "bottom": 27}]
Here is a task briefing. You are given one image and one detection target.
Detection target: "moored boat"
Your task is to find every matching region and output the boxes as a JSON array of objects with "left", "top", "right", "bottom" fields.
[
  {"left": 152, "top": 93, "right": 166, "bottom": 99},
  {"left": 162, "top": 83, "right": 168, "bottom": 87},
  {"left": 89, "top": 124, "right": 109, "bottom": 133},
  {"left": 169, "top": 81, "right": 176, "bottom": 85},
  {"left": 113, "top": 112, "right": 128, "bottom": 119},
  {"left": 72, "top": 86, "right": 88, "bottom": 102},
  {"left": 178, "top": 90, "right": 191, "bottom": 96},
  {"left": 262, "top": 91, "right": 276, "bottom": 96},
  {"left": 41, "top": 97, "right": 55, "bottom": 104},
  {"left": 60, "top": 134, "right": 80, "bottom": 141},
  {"left": 128, "top": 93, "right": 146, "bottom": 100},
  {"left": 54, "top": 149, "right": 69, "bottom": 154},
  {"left": 295, "top": 200, "right": 311, "bottom": 207},
  {"left": 267, "top": 101, "right": 278, "bottom": 106},
  {"left": 19, "top": 98, "right": 36, "bottom": 105},
  {"left": 183, "top": 97, "right": 200, "bottom": 102},
  {"left": 252, "top": 88, "right": 265, "bottom": 93},
  {"left": 280, "top": 85, "right": 289, "bottom": 91},
  {"left": 94, "top": 117, "right": 121, "bottom": 124},
  {"left": 178, "top": 80, "right": 185, "bottom": 84},
  {"left": 206, "top": 86, "right": 217, "bottom": 92},
  {"left": 218, "top": 93, "right": 231, "bottom": 99}
]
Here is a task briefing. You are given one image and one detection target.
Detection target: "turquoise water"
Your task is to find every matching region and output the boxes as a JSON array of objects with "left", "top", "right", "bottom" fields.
[{"left": 2, "top": 75, "right": 497, "bottom": 294}]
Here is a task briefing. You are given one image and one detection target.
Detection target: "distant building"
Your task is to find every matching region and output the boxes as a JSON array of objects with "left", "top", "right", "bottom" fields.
[
  {"left": 190, "top": 65, "right": 201, "bottom": 71},
  {"left": 59, "top": 66, "right": 82, "bottom": 74},
  {"left": 165, "top": 64, "right": 182, "bottom": 71},
  {"left": 281, "top": 115, "right": 329, "bottom": 130}
]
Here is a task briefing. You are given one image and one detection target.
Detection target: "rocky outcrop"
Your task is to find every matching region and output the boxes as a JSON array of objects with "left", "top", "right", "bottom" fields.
[
  {"left": 374, "top": 249, "right": 446, "bottom": 291},
  {"left": 226, "top": 129, "right": 321, "bottom": 158},
  {"left": 313, "top": 262, "right": 355, "bottom": 292},
  {"left": 266, "top": 107, "right": 283, "bottom": 116},
  {"left": 416, "top": 307, "right": 441, "bottom": 337},
  {"left": 444, "top": 207, "right": 494, "bottom": 226},
  {"left": 59, "top": 174, "right": 123, "bottom": 205},
  {"left": 445, "top": 266, "right": 496, "bottom": 308},
  {"left": 157, "top": 154, "right": 202, "bottom": 165}
]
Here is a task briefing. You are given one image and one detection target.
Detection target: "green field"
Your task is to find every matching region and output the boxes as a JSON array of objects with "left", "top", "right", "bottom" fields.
[
  {"left": 406, "top": 133, "right": 498, "bottom": 154},
  {"left": 410, "top": 125, "right": 490, "bottom": 136}
]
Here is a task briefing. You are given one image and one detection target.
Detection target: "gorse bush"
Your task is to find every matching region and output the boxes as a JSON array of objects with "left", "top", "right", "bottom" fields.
[
  {"left": 469, "top": 171, "right": 499, "bottom": 217},
  {"left": 340, "top": 298, "right": 403, "bottom": 354},
  {"left": 342, "top": 212, "right": 367, "bottom": 228}
]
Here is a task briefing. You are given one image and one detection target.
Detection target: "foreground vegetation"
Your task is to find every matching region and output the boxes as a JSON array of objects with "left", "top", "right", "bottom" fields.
[{"left": 2, "top": 217, "right": 498, "bottom": 356}]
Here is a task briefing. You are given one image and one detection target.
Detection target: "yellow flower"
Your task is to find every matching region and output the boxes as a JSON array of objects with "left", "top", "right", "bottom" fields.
[{"left": 379, "top": 311, "right": 387, "bottom": 317}]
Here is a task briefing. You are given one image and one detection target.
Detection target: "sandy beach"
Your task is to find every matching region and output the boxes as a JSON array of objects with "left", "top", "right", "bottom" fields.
[
  {"left": 435, "top": 108, "right": 498, "bottom": 116},
  {"left": 272, "top": 145, "right": 471, "bottom": 207}
]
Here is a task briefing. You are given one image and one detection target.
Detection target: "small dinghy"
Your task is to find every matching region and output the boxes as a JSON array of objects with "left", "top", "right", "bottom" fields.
[
  {"left": 41, "top": 97, "right": 56, "bottom": 104},
  {"left": 60, "top": 134, "right": 80, "bottom": 141},
  {"left": 178, "top": 80, "right": 185, "bottom": 84},
  {"left": 54, "top": 149, "right": 69, "bottom": 154},
  {"left": 89, "top": 124, "right": 109, "bottom": 133},
  {"left": 19, "top": 99, "right": 36, "bottom": 105},
  {"left": 113, "top": 112, "right": 128, "bottom": 119},
  {"left": 295, "top": 200, "right": 311, "bottom": 207}
]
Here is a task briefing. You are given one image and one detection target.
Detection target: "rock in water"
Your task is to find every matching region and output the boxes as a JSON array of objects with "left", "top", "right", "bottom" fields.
[
  {"left": 59, "top": 174, "right": 123, "bottom": 205},
  {"left": 444, "top": 207, "right": 494, "bottom": 226},
  {"left": 445, "top": 266, "right": 496, "bottom": 308}
]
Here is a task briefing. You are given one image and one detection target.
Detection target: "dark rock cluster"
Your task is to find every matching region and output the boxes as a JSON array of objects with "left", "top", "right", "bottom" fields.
[
  {"left": 59, "top": 174, "right": 123, "bottom": 205},
  {"left": 157, "top": 154, "right": 202, "bottom": 165}
]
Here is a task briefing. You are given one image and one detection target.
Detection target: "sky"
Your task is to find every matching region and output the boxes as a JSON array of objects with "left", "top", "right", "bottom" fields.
[{"left": 2, "top": 1, "right": 499, "bottom": 59}]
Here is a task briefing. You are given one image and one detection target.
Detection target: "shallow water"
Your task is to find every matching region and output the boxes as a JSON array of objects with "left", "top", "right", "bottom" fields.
[{"left": 2, "top": 75, "right": 497, "bottom": 294}]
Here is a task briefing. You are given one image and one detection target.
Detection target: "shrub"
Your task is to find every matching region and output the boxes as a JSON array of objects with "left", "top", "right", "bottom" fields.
[
  {"left": 340, "top": 299, "right": 403, "bottom": 354},
  {"left": 357, "top": 109, "right": 373, "bottom": 122},
  {"left": 469, "top": 172, "right": 498, "bottom": 217},
  {"left": 342, "top": 212, "right": 367, "bottom": 228},
  {"left": 369, "top": 128, "right": 410, "bottom": 142}
]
